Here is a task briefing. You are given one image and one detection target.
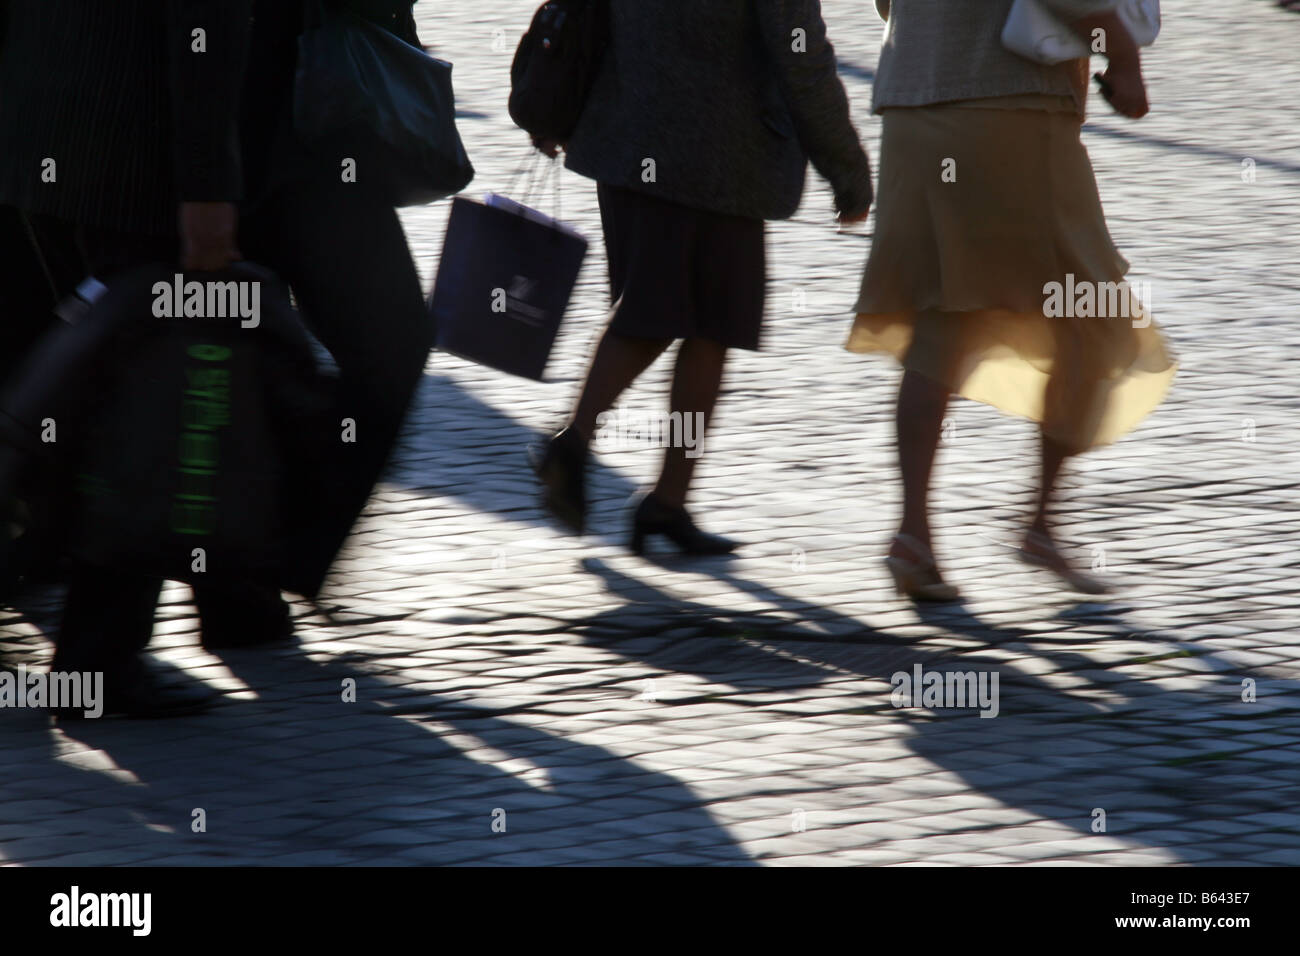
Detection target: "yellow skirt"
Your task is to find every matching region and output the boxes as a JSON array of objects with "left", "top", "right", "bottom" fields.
[{"left": 847, "top": 104, "right": 1176, "bottom": 452}]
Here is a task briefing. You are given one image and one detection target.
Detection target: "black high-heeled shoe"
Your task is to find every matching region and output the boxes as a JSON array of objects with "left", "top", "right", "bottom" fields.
[
  {"left": 630, "top": 493, "right": 738, "bottom": 556},
  {"left": 529, "top": 427, "right": 589, "bottom": 534}
]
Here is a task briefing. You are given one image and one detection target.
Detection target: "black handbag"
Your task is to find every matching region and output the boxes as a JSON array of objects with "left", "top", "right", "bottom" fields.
[
  {"left": 293, "top": 0, "right": 474, "bottom": 206},
  {"left": 508, "top": 0, "right": 609, "bottom": 142}
]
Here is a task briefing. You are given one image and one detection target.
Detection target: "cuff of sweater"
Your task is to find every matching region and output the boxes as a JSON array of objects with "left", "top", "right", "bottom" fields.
[{"left": 1039, "top": 0, "right": 1122, "bottom": 20}]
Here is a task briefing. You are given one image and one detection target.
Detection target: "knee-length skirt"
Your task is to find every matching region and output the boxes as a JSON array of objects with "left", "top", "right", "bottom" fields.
[{"left": 847, "top": 103, "right": 1176, "bottom": 451}]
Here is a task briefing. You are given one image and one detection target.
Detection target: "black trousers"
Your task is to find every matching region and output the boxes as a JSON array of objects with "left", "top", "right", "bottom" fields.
[
  {"left": 242, "top": 171, "right": 433, "bottom": 598},
  {"left": 45, "top": 175, "right": 432, "bottom": 681}
]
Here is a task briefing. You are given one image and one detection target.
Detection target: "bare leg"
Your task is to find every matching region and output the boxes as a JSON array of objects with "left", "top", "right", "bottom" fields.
[
  {"left": 652, "top": 336, "right": 727, "bottom": 508},
  {"left": 1019, "top": 336, "right": 1109, "bottom": 593},
  {"left": 569, "top": 325, "right": 672, "bottom": 441},
  {"left": 1030, "top": 432, "right": 1071, "bottom": 538},
  {"left": 1032, "top": 321, "right": 1082, "bottom": 543},
  {"left": 892, "top": 367, "right": 951, "bottom": 560},
  {"left": 1027, "top": 316, "right": 1092, "bottom": 553}
]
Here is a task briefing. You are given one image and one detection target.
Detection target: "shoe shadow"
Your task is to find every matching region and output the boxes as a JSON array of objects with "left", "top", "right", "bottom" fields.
[
  {"left": 364, "top": 370, "right": 1300, "bottom": 863},
  {"left": 381, "top": 370, "right": 642, "bottom": 534},
  {"left": 571, "top": 558, "right": 1300, "bottom": 864}
]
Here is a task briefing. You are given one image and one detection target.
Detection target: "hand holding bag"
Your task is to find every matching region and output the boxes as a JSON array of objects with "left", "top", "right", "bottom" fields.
[
  {"left": 1002, "top": 0, "right": 1160, "bottom": 65},
  {"left": 293, "top": 0, "right": 474, "bottom": 206}
]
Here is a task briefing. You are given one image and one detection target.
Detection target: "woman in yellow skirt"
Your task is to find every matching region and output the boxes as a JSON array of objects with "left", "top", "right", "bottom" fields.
[{"left": 851, "top": 0, "right": 1177, "bottom": 600}]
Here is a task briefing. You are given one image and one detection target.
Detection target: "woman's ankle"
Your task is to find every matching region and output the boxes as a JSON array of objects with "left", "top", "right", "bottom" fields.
[
  {"left": 892, "top": 528, "right": 932, "bottom": 560},
  {"left": 560, "top": 422, "right": 592, "bottom": 448},
  {"left": 648, "top": 485, "right": 687, "bottom": 510}
]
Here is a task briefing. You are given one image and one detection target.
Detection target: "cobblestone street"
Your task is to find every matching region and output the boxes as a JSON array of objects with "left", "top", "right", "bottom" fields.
[{"left": 2, "top": 0, "right": 1299, "bottom": 865}]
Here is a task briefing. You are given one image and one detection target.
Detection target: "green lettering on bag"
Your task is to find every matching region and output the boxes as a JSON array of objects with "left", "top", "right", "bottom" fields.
[
  {"left": 172, "top": 343, "right": 231, "bottom": 540},
  {"left": 187, "top": 343, "right": 232, "bottom": 362},
  {"left": 179, "top": 431, "right": 220, "bottom": 469},
  {"left": 171, "top": 500, "right": 217, "bottom": 536}
]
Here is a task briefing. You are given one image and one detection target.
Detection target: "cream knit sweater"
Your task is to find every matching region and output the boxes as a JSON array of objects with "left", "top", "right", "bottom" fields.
[{"left": 871, "top": 0, "right": 1119, "bottom": 113}]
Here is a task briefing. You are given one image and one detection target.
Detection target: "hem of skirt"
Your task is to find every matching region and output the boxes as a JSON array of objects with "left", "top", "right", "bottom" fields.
[
  {"left": 848, "top": 298, "right": 1045, "bottom": 328},
  {"left": 610, "top": 321, "right": 761, "bottom": 352},
  {"left": 842, "top": 311, "right": 1179, "bottom": 451}
]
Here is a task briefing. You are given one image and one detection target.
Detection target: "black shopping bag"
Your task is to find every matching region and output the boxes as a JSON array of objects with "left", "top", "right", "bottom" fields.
[
  {"left": 429, "top": 194, "right": 587, "bottom": 381},
  {"left": 1, "top": 262, "right": 334, "bottom": 589}
]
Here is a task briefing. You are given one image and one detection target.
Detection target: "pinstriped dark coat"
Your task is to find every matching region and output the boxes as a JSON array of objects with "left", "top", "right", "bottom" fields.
[
  {"left": 0, "top": 0, "right": 253, "bottom": 236},
  {"left": 564, "top": 0, "right": 873, "bottom": 221},
  {"left": 0, "top": 0, "right": 417, "bottom": 236}
]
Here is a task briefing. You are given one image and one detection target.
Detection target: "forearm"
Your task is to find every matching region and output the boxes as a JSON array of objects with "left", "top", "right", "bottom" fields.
[
  {"left": 1038, "top": 1, "right": 1140, "bottom": 64},
  {"left": 1069, "top": 9, "right": 1141, "bottom": 65},
  {"left": 1059, "top": 3, "right": 1150, "bottom": 118}
]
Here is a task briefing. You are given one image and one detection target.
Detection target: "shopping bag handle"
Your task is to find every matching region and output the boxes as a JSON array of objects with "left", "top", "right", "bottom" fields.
[{"left": 506, "top": 149, "right": 565, "bottom": 223}]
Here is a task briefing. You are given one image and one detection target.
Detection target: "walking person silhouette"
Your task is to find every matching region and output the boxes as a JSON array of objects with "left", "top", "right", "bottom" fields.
[
  {"left": 532, "top": 0, "right": 874, "bottom": 556},
  {"left": 848, "top": 0, "right": 1176, "bottom": 600}
]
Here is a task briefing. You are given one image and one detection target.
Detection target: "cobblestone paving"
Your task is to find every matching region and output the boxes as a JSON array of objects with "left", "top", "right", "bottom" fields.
[{"left": 2, "top": 0, "right": 1299, "bottom": 866}]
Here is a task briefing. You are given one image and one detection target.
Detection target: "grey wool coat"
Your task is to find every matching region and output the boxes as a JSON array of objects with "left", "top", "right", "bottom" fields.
[{"left": 564, "top": 0, "right": 873, "bottom": 222}]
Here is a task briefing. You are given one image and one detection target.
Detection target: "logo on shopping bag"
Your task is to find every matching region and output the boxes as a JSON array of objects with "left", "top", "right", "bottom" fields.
[{"left": 494, "top": 275, "right": 548, "bottom": 328}]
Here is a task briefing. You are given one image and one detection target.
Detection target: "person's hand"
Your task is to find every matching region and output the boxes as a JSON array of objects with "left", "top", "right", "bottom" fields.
[
  {"left": 533, "top": 137, "right": 564, "bottom": 158},
  {"left": 1069, "top": 10, "right": 1149, "bottom": 120},
  {"left": 837, "top": 205, "right": 870, "bottom": 226},
  {"left": 179, "top": 201, "right": 241, "bottom": 271},
  {"left": 837, "top": 198, "right": 871, "bottom": 230},
  {"left": 1097, "top": 56, "right": 1149, "bottom": 119}
]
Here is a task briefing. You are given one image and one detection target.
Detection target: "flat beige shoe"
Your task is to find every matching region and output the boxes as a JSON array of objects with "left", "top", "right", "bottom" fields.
[
  {"left": 1017, "top": 530, "right": 1110, "bottom": 595},
  {"left": 884, "top": 533, "right": 961, "bottom": 602}
]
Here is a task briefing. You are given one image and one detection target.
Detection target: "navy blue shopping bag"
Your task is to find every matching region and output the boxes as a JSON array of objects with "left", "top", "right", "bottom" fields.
[{"left": 429, "top": 194, "right": 587, "bottom": 381}]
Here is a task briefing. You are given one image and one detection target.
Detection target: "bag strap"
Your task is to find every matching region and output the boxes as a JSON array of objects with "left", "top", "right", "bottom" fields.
[
  {"left": 507, "top": 149, "right": 544, "bottom": 200},
  {"left": 16, "top": 211, "right": 62, "bottom": 307},
  {"left": 511, "top": 152, "right": 565, "bottom": 222}
]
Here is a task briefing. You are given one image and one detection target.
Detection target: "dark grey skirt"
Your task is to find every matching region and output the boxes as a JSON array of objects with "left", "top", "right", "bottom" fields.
[{"left": 597, "top": 183, "right": 765, "bottom": 351}]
